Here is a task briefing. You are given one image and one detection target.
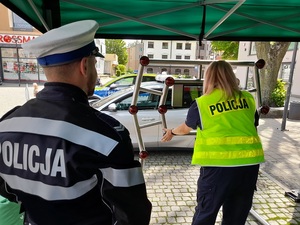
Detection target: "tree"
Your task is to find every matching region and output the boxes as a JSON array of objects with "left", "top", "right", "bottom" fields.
[
  {"left": 116, "top": 64, "right": 126, "bottom": 75},
  {"left": 210, "top": 41, "right": 239, "bottom": 60},
  {"left": 105, "top": 39, "right": 128, "bottom": 65},
  {"left": 211, "top": 41, "right": 290, "bottom": 106},
  {"left": 255, "top": 42, "right": 290, "bottom": 105}
]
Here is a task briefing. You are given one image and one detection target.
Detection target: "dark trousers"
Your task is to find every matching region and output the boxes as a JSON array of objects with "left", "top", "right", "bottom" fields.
[{"left": 192, "top": 165, "right": 259, "bottom": 225}]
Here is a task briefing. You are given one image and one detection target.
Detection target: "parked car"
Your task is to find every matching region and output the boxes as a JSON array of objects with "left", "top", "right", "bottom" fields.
[
  {"left": 92, "top": 81, "right": 203, "bottom": 150},
  {"left": 88, "top": 94, "right": 102, "bottom": 105},
  {"left": 94, "top": 74, "right": 156, "bottom": 98}
]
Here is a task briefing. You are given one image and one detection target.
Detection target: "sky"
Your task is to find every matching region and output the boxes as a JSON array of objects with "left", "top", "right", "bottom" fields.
[{"left": 124, "top": 39, "right": 140, "bottom": 46}]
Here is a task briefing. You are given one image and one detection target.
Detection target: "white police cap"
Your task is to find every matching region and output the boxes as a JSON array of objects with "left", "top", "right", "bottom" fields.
[{"left": 22, "top": 20, "right": 104, "bottom": 67}]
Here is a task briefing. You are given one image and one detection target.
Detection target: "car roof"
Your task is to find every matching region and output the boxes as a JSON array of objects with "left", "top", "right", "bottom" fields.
[
  {"left": 140, "top": 81, "right": 165, "bottom": 88},
  {"left": 102, "top": 74, "right": 156, "bottom": 87}
]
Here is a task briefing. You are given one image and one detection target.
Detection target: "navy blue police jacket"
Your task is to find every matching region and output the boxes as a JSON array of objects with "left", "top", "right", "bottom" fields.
[{"left": 0, "top": 82, "right": 152, "bottom": 225}]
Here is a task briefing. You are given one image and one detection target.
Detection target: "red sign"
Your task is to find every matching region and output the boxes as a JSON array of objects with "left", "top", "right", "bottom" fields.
[{"left": 0, "top": 34, "right": 38, "bottom": 44}]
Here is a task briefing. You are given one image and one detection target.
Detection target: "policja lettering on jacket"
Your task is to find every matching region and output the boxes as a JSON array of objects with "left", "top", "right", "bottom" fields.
[
  {"left": 209, "top": 98, "right": 249, "bottom": 116},
  {"left": 0, "top": 141, "right": 66, "bottom": 177},
  {"left": 0, "top": 19, "right": 152, "bottom": 225}
]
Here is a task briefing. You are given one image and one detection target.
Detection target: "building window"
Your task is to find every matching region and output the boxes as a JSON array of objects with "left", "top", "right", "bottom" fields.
[
  {"left": 250, "top": 42, "right": 256, "bottom": 55},
  {"left": 148, "top": 42, "right": 154, "bottom": 48},
  {"left": 176, "top": 55, "right": 182, "bottom": 59},
  {"left": 288, "top": 42, "right": 299, "bottom": 51},
  {"left": 147, "top": 68, "right": 154, "bottom": 73},
  {"left": 176, "top": 43, "right": 183, "bottom": 50},
  {"left": 162, "top": 54, "right": 168, "bottom": 59},
  {"left": 183, "top": 69, "right": 190, "bottom": 75},
  {"left": 162, "top": 42, "right": 168, "bottom": 49},
  {"left": 175, "top": 69, "right": 181, "bottom": 75},
  {"left": 12, "top": 13, "right": 33, "bottom": 31},
  {"left": 1, "top": 47, "right": 44, "bottom": 82},
  {"left": 199, "top": 44, "right": 205, "bottom": 50},
  {"left": 184, "top": 55, "right": 191, "bottom": 60},
  {"left": 280, "top": 63, "right": 291, "bottom": 81},
  {"left": 148, "top": 54, "right": 154, "bottom": 59},
  {"left": 185, "top": 43, "right": 191, "bottom": 50},
  {"left": 161, "top": 68, "right": 167, "bottom": 73}
]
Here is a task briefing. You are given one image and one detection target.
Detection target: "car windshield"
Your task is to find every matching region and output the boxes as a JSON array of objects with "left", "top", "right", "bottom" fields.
[{"left": 92, "top": 86, "right": 135, "bottom": 108}]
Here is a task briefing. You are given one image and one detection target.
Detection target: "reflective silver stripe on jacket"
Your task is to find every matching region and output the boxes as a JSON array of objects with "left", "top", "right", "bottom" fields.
[
  {"left": 100, "top": 167, "right": 145, "bottom": 187},
  {"left": 0, "top": 117, "right": 118, "bottom": 156},
  {"left": 0, "top": 172, "right": 98, "bottom": 200}
]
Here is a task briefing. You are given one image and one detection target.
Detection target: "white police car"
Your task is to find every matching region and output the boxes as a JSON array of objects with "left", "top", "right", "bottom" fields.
[{"left": 92, "top": 80, "right": 202, "bottom": 150}]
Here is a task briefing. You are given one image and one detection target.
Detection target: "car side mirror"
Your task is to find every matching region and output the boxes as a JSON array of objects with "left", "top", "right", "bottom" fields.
[
  {"left": 108, "top": 103, "right": 117, "bottom": 112},
  {"left": 109, "top": 84, "right": 117, "bottom": 90}
]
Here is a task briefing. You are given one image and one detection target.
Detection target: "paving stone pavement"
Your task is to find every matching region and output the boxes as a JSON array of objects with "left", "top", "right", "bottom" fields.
[
  {"left": 140, "top": 108, "right": 300, "bottom": 224},
  {"left": 1, "top": 83, "right": 300, "bottom": 224},
  {"left": 140, "top": 151, "right": 300, "bottom": 225}
]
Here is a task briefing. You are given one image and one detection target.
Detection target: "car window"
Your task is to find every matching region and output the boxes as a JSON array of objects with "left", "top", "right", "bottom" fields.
[
  {"left": 100, "top": 83, "right": 201, "bottom": 111},
  {"left": 116, "top": 92, "right": 160, "bottom": 110},
  {"left": 112, "top": 87, "right": 179, "bottom": 111},
  {"left": 142, "top": 76, "right": 156, "bottom": 82},
  {"left": 183, "top": 86, "right": 202, "bottom": 107},
  {"left": 173, "top": 85, "right": 202, "bottom": 108},
  {"left": 114, "top": 77, "right": 134, "bottom": 85}
]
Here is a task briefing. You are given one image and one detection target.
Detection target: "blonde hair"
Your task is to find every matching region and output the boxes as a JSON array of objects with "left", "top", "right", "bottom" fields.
[{"left": 203, "top": 60, "right": 240, "bottom": 100}]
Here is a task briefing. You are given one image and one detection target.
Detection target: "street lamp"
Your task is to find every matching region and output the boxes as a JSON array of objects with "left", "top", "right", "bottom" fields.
[{"left": 13, "top": 37, "right": 21, "bottom": 86}]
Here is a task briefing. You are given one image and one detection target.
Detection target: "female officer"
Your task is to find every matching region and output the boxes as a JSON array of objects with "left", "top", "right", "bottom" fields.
[{"left": 162, "top": 60, "right": 264, "bottom": 225}]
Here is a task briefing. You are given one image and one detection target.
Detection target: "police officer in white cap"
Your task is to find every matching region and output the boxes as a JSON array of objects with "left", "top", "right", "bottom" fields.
[{"left": 0, "top": 20, "right": 152, "bottom": 225}]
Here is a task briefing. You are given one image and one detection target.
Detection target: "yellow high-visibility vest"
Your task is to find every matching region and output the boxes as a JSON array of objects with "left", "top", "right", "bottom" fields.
[{"left": 192, "top": 89, "right": 264, "bottom": 166}]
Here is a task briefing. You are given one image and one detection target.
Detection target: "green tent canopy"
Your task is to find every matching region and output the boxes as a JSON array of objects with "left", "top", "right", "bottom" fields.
[{"left": 1, "top": 0, "right": 300, "bottom": 42}]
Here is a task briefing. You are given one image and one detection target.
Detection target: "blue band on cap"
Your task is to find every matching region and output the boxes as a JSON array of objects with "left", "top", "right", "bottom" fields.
[{"left": 37, "top": 41, "right": 96, "bottom": 66}]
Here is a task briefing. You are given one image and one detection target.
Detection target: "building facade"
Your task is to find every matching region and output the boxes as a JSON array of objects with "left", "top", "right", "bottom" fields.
[
  {"left": 0, "top": 4, "right": 42, "bottom": 83},
  {"left": 127, "top": 40, "right": 212, "bottom": 77},
  {"left": 127, "top": 42, "right": 144, "bottom": 73},
  {"left": 103, "top": 54, "right": 118, "bottom": 76},
  {"left": 238, "top": 42, "right": 300, "bottom": 97},
  {"left": 0, "top": 4, "right": 105, "bottom": 84}
]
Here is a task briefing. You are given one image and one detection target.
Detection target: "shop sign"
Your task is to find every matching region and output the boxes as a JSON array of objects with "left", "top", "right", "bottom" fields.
[{"left": 0, "top": 34, "right": 38, "bottom": 44}]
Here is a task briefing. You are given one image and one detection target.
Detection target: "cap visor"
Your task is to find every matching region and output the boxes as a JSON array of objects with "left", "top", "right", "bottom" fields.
[{"left": 95, "top": 52, "right": 104, "bottom": 58}]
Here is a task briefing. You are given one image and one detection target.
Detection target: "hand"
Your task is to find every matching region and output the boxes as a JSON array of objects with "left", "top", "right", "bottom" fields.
[{"left": 161, "top": 128, "right": 173, "bottom": 142}]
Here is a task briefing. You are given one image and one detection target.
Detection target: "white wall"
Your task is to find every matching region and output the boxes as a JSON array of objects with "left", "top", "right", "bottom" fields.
[
  {"left": 95, "top": 39, "right": 105, "bottom": 75},
  {"left": 142, "top": 40, "right": 198, "bottom": 60}
]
